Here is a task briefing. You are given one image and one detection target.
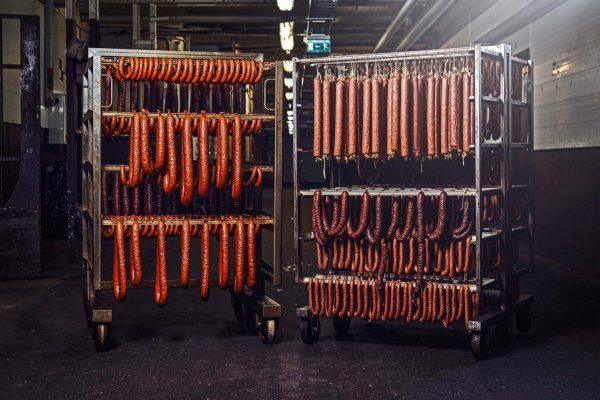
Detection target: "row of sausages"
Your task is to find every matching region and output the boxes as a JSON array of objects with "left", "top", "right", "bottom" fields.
[
  {"left": 111, "top": 215, "right": 259, "bottom": 303},
  {"left": 322, "top": 235, "right": 473, "bottom": 277},
  {"left": 104, "top": 76, "right": 247, "bottom": 115},
  {"left": 111, "top": 57, "right": 263, "bottom": 84},
  {"left": 307, "top": 277, "right": 479, "bottom": 328},
  {"left": 102, "top": 171, "right": 262, "bottom": 219},
  {"left": 312, "top": 68, "right": 476, "bottom": 161},
  {"left": 312, "top": 190, "right": 473, "bottom": 290},
  {"left": 117, "top": 112, "right": 262, "bottom": 203}
]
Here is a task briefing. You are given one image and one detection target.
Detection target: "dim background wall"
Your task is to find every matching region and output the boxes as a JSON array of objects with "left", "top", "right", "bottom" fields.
[{"left": 445, "top": 0, "right": 600, "bottom": 271}]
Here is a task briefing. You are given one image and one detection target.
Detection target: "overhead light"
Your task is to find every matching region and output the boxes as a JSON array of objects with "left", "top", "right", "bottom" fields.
[
  {"left": 284, "top": 78, "right": 294, "bottom": 88},
  {"left": 285, "top": 92, "right": 293, "bottom": 101},
  {"left": 277, "top": 0, "right": 294, "bottom": 11},
  {"left": 283, "top": 60, "right": 293, "bottom": 72},
  {"left": 279, "top": 22, "right": 294, "bottom": 54}
]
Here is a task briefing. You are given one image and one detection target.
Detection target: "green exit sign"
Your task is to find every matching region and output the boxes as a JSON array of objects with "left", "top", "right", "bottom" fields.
[{"left": 307, "top": 36, "right": 330, "bottom": 54}]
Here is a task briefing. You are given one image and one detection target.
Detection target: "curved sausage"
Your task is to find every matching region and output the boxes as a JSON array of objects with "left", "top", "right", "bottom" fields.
[
  {"left": 254, "top": 61, "right": 264, "bottom": 83},
  {"left": 426, "top": 191, "right": 447, "bottom": 241},
  {"left": 140, "top": 112, "right": 153, "bottom": 174},
  {"left": 312, "top": 190, "right": 328, "bottom": 245},
  {"left": 121, "top": 112, "right": 141, "bottom": 187},
  {"left": 395, "top": 198, "right": 415, "bottom": 241},
  {"left": 346, "top": 191, "right": 370, "bottom": 239}
]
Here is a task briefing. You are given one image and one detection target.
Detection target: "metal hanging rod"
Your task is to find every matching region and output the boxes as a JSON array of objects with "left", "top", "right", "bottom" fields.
[
  {"left": 101, "top": 164, "right": 273, "bottom": 173},
  {"left": 101, "top": 214, "right": 274, "bottom": 226},
  {"left": 296, "top": 47, "right": 474, "bottom": 66},
  {"left": 90, "top": 47, "right": 263, "bottom": 61},
  {"left": 99, "top": 111, "right": 274, "bottom": 120},
  {"left": 299, "top": 186, "right": 504, "bottom": 197}
]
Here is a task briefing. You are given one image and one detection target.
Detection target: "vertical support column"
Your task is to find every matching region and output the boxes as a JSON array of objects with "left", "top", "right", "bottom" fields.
[
  {"left": 273, "top": 61, "right": 283, "bottom": 286},
  {"left": 527, "top": 60, "right": 535, "bottom": 273},
  {"left": 65, "top": 0, "right": 78, "bottom": 264},
  {"left": 292, "top": 58, "right": 302, "bottom": 284},
  {"left": 149, "top": 3, "right": 157, "bottom": 50},
  {"left": 132, "top": 4, "right": 140, "bottom": 49},
  {"left": 500, "top": 44, "right": 513, "bottom": 310},
  {"left": 89, "top": 0, "right": 99, "bottom": 47},
  {"left": 474, "top": 45, "right": 482, "bottom": 292}
]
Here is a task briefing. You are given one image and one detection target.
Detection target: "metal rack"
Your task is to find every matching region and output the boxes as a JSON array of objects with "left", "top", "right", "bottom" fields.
[
  {"left": 291, "top": 44, "right": 534, "bottom": 359},
  {"left": 81, "top": 48, "right": 283, "bottom": 350}
]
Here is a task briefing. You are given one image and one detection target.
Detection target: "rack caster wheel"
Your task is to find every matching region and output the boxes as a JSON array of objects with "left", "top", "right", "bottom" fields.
[
  {"left": 495, "top": 318, "right": 512, "bottom": 348},
  {"left": 332, "top": 316, "right": 351, "bottom": 336},
  {"left": 94, "top": 323, "right": 110, "bottom": 352},
  {"left": 232, "top": 299, "right": 247, "bottom": 322},
  {"left": 258, "top": 318, "right": 278, "bottom": 344},
  {"left": 300, "top": 316, "right": 320, "bottom": 344},
  {"left": 516, "top": 304, "right": 531, "bottom": 333},
  {"left": 246, "top": 310, "right": 259, "bottom": 334},
  {"left": 471, "top": 329, "right": 490, "bottom": 360}
]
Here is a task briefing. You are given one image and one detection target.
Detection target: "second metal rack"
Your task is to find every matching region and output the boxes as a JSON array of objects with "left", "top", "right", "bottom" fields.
[{"left": 291, "top": 44, "right": 534, "bottom": 359}]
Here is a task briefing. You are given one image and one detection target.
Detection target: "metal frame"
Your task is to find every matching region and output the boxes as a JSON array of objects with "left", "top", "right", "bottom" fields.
[
  {"left": 81, "top": 49, "right": 283, "bottom": 343},
  {"left": 291, "top": 44, "right": 534, "bottom": 341}
]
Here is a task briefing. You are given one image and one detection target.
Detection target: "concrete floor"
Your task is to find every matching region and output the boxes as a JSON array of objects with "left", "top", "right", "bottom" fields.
[{"left": 1, "top": 191, "right": 599, "bottom": 399}]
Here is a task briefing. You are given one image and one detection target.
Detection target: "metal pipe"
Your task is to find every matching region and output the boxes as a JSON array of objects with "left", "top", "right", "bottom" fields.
[
  {"left": 373, "top": 0, "right": 418, "bottom": 53},
  {"left": 394, "top": 0, "right": 455, "bottom": 51},
  {"left": 43, "top": 0, "right": 54, "bottom": 98},
  {"left": 149, "top": 3, "right": 157, "bottom": 49}
]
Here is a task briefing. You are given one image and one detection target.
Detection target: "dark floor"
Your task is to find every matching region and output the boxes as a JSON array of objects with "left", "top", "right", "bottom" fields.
[{"left": 1, "top": 191, "right": 599, "bottom": 399}]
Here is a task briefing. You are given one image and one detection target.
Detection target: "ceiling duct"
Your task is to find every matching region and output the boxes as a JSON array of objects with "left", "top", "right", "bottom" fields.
[
  {"left": 373, "top": 0, "right": 418, "bottom": 53},
  {"left": 395, "top": 0, "right": 455, "bottom": 51}
]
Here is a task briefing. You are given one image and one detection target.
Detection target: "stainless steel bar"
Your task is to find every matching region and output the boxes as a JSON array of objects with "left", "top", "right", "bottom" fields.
[
  {"left": 297, "top": 47, "right": 474, "bottom": 65},
  {"left": 91, "top": 47, "right": 263, "bottom": 61},
  {"left": 101, "top": 164, "right": 274, "bottom": 173},
  {"left": 501, "top": 43, "right": 513, "bottom": 310},
  {"left": 101, "top": 111, "right": 274, "bottom": 120},
  {"left": 299, "top": 186, "right": 485, "bottom": 197},
  {"left": 101, "top": 215, "right": 274, "bottom": 226},
  {"left": 292, "top": 57, "right": 303, "bottom": 284},
  {"left": 527, "top": 60, "right": 535, "bottom": 273},
  {"left": 92, "top": 53, "right": 102, "bottom": 291},
  {"left": 272, "top": 61, "right": 283, "bottom": 286},
  {"left": 474, "top": 45, "right": 483, "bottom": 293}
]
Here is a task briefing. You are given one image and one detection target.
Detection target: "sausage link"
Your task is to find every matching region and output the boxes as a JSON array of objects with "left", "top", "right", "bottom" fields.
[
  {"left": 395, "top": 198, "right": 415, "bottom": 241},
  {"left": 334, "top": 79, "right": 344, "bottom": 159},
  {"left": 346, "top": 191, "right": 370, "bottom": 239},
  {"left": 361, "top": 78, "right": 371, "bottom": 156},
  {"left": 113, "top": 218, "right": 127, "bottom": 301},
  {"left": 218, "top": 220, "right": 230, "bottom": 289},
  {"left": 155, "top": 218, "right": 168, "bottom": 306},
  {"left": 215, "top": 113, "right": 229, "bottom": 189},
  {"left": 322, "top": 77, "right": 332, "bottom": 157},
  {"left": 233, "top": 217, "right": 245, "bottom": 294},
  {"left": 231, "top": 115, "right": 243, "bottom": 199},
  {"left": 347, "top": 76, "right": 358, "bottom": 158},
  {"left": 449, "top": 71, "right": 459, "bottom": 153},
  {"left": 462, "top": 71, "right": 471, "bottom": 156},
  {"left": 411, "top": 74, "right": 421, "bottom": 158},
  {"left": 112, "top": 171, "right": 121, "bottom": 215},
  {"left": 311, "top": 75, "right": 323, "bottom": 158},
  {"left": 200, "top": 222, "right": 211, "bottom": 300},
  {"left": 426, "top": 75, "right": 435, "bottom": 157},
  {"left": 162, "top": 112, "right": 177, "bottom": 194},
  {"left": 180, "top": 113, "right": 194, "bottom": 205},
  {"left": 246, "top": 218, "right": 257, "bottom": 288},
  {"left": 370, "top": 77, "right": 380, "bottom": 158},
  {"left": 399, "top": 72, "right": 410, "bottom": 158},
  {"left": 426, "top": 191, "right": 447, "bottom": 241},
  {"left": 180, "top": 218, "right": 190, "bottom": 288}
]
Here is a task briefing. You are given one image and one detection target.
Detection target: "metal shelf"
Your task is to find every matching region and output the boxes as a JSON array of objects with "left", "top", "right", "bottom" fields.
[
  {"left": 300, "top": 186, "right": 479, "bottom": 197},
  {"left": 101, "top": 214, "right": 274, "bottom": 226},
  {"left": 99, "top": 111, "right": 274, "bottom": 121},
  {"left": 101, "top": 164, "right": 273, "bottom": 173}
]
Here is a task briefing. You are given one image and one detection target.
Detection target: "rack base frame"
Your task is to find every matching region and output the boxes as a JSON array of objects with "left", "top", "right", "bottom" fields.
[{"left": 296, "top": 293, "right": 533, "bottom": 359}]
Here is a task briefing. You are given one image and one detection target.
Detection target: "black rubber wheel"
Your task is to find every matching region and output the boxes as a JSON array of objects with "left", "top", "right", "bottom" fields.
[
  {"left": 300, "top": 317, "right": 320, "bottom": 344},
  {"left": 495, "top": 318, "right": 512, "bottom": 348},
  {"left": 246, "top": 310, "right": 259, "bottom": 334},
  {"left": 258, "top": 318, "right": 278, "bottom": 344},
  {"left": 95, "top": 323, "right": 109, "bottom": 352},
  {"left": 516, "top": 304, "right": 532, "bottom": 333},
  {"left": 332, "top": 315, "right": 351, "bottom": 336},
  {"left": 232, "top": 299, "right": 247, "bottom": 322},
  {"left": 471, "top": 330, "right": 490, "bottom": 360}
]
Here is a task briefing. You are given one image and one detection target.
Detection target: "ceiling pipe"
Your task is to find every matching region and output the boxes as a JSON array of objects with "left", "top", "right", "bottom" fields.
[
  {"left": 372, "top": 0, "right": 418, "bottom": 53},
  {"left": 394, "top": 0, "right": 455, "bottom": 51}
]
